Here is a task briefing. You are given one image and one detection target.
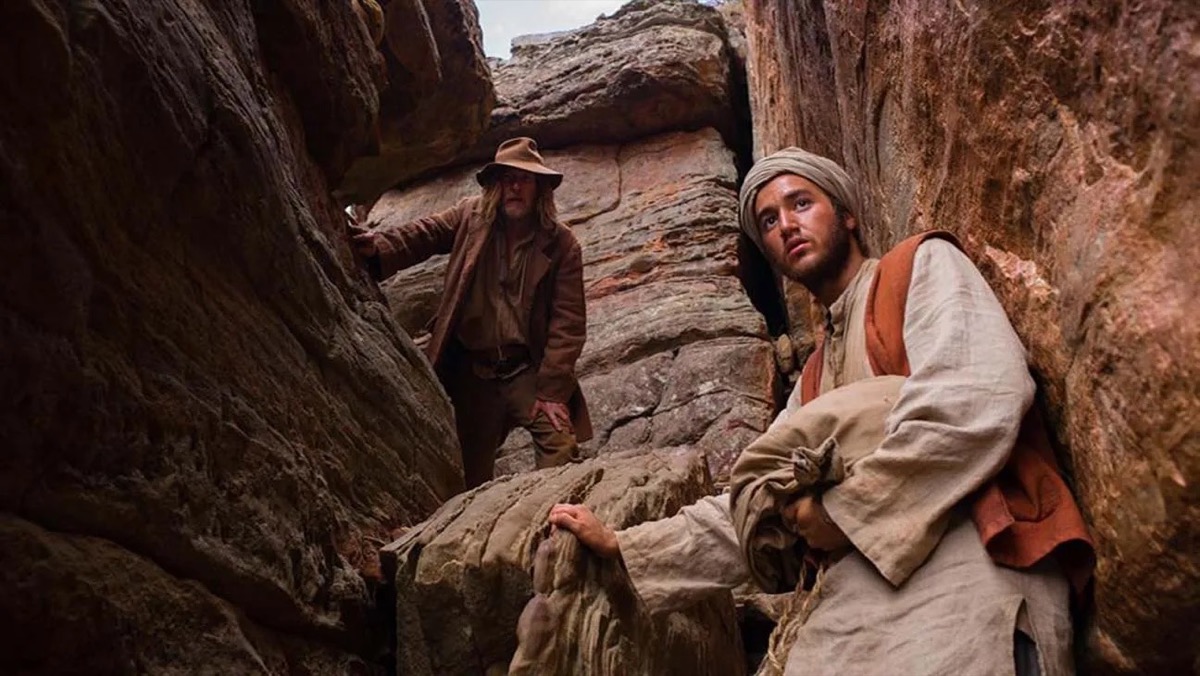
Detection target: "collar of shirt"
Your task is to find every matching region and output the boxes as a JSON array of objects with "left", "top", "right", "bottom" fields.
[{"left": 824, "top": 258, "right": 880, "bottom": 338}]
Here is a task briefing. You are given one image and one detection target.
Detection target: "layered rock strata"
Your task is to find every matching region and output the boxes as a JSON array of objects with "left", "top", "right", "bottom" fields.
[
  {"left": 371, "top": 6, "right": 775, "bottom": 668},
  {"left": 0, "top": 0, "right": 478, "bottom": 667},
  {"left": 744, "top": 1, "right": 1200, "bottom": 671},
  {"left": 459, "top": 0, "right": 742, "bottom": 165},
  {"left": 339, "top": 0, "right": 495, "bottom": 203}
]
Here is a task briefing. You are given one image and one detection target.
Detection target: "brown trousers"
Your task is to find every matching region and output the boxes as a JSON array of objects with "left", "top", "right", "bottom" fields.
[{"left": 444, "top": 358, "right": 579, "bottom": 489}]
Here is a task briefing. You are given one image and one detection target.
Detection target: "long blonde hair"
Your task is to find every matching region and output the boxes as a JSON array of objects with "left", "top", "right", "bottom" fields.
[{"left": 478, "top": 179, "right": 560, "bottom": 231}]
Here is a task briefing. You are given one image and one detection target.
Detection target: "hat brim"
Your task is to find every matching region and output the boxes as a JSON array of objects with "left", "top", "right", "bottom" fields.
[{"left": 476, "top": 161, "right": 563, "bottom": 188}]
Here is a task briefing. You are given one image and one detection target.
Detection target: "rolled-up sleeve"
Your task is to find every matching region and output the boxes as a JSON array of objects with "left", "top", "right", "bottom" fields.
[
  {"left": 822, "top": 239, "right": 1035, "bottom": 585},
  {"left": 615, "top": 494, "right": 752, "bottom": 614}
]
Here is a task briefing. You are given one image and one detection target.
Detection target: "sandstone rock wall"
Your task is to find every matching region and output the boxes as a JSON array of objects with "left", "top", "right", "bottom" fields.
[
  {"left": 0, "top": 0, "right": 485, "bottom": 668},
  {"left": 339, "top": 0, "right": 495, "bottom": 203},
  {"left": 743, "top": 1, "right": 1200, "bottom": 671},
  {"left": 0, "top": 514, "right": 379, "bottom": 674},
  {"left": 372, "top": 3, "right": 772, "bottom": 671}
]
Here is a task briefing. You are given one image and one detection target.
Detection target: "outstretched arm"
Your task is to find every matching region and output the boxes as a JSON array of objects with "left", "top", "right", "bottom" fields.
[
  {"left": 548, "top": 504, "right": 620, "bottom": 558},
  {"left": 350, "top": 199, "right": 469, "bottom": 280},
  {"left": 550, "top": 495, "right": 752, "bottom": 615}
]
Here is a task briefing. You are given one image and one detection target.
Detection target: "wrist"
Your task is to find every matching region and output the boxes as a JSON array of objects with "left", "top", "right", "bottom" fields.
[
  {"left": 601, "top": 527, "right": 620, "bottom": 559},
  {"left": 816, "top": 498, "right": 837, "bottom": 528}
]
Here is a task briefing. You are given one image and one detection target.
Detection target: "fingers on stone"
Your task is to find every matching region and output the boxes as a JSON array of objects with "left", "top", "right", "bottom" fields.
[{"left": 532, "top": 538, "right": 557, "bottom": 593}]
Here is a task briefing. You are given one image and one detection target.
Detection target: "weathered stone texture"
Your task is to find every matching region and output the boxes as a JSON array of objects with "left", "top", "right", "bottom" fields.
[
  {"left": 384, "top": 449, "right": 745, "bottom": 675},
  {"left": 338, "top": 0, "right": 495, "bottom": 203},
  {"left": 455, "top": 0, "right": 740, "bottom": 166},
  {"left": 744, "top": 0, "right": 1200, "bottom": 671},
  {"left": 369, "top": 129, "right": 776, "bottom": 483},
  {"left": 0, "top": 0, "right": 469, "bottom": 666},
  {"left": 0, "top": 514, "right": 381, "bottom": 675}
]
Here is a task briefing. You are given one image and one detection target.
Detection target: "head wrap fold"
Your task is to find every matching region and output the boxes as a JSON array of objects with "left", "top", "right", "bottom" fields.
[{"left": 737, "top": 148, "right": 862, "bottom": 255}]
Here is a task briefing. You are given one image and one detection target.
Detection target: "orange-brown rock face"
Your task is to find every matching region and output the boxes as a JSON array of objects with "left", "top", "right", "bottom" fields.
[
  {"left": 744, "top": 1, "right": 1200, "bottom": 672},
  {"left": 0, "top": 0, "right": 478, "bottom": 669}
]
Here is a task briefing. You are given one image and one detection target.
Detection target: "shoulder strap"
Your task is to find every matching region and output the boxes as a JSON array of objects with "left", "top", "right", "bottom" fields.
[
  {"left": 864, "top": 230, "right": 962, "bottom": 377},
  {"left": 798, "top": 341, "right": 825, "bottom": 405}
]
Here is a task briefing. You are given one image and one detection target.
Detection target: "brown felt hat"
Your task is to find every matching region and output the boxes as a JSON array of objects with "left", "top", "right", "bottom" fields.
[{"left": 475, "top": 137, "right": 563, "bottom": 189}]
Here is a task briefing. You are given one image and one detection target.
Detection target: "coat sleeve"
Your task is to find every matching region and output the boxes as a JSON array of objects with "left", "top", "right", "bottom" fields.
[
  {"left": 535, "top": 233, "right": 587, "bottom": 403},
  {"left": 615, "top": 493, "right": 753, "bottom": 614},
  {"left": 371, "top": 199, "right": 468, "bottom": 280},
  {"left": 822, "top": 239, "right": 1035, "bottom": 586}
]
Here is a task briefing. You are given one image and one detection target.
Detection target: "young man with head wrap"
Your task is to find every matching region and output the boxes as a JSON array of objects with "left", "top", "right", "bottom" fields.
[
  {"left": 548, "top": 148, "right": 1092, "bottom": 675},
  {"left": 351, "top": 138, "right": 590, "bottom": 489}
]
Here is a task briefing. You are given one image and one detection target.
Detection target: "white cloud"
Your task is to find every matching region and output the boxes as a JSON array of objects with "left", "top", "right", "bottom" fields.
[{"left": 475, "top": 0, "right": 631, "bottom": 58}]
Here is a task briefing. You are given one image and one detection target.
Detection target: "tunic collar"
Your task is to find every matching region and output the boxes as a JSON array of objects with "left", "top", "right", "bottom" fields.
[{"left": 824, "top": 258, "right": 879, "bottom": 337}]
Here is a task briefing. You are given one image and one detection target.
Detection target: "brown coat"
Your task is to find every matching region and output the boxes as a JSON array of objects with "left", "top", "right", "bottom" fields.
[
  {"left": 800, "top": 231, "right": 1095, "bottom": 597},
  {"left": 373, "top": 196, "right": 592, "bottom": 441}
]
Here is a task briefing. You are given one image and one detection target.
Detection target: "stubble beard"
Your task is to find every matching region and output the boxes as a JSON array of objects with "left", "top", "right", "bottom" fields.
[
  {"left": 787, "top": 216, "right": 852, "bottom": 289},
  {"left": 503, "top": 201, "right": 532, "bottom": 224}
]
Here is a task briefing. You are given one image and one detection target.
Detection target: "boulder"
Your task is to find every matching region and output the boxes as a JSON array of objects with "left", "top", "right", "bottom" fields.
[
  {"left": 383, "top": 449, "right": 746, "bottom": 675},
  {"left": 460, "top": 0, "right": 741, "bottom": 166},
  {"left": 0, "top": 0, "right": 463, "bottom": 664},
  {"left": 368, "top": 129, "right": 777, "bottom": 483},
  {"left": 743, "top": 0, "right": 1200, "bottom": 671}
]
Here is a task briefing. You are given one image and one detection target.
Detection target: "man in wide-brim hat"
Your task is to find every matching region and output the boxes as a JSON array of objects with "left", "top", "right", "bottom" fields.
[{"left": 351, "top": 137, "right": 590, "bottom": 489}]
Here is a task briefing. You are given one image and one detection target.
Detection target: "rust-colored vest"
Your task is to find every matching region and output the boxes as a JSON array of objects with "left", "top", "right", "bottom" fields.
[{"left": 800, "top": 231, "right": 1095, "bottom": 596}]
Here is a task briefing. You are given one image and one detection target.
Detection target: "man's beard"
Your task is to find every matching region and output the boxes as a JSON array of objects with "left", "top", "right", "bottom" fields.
[
  {"left": 503, "top": 199, "right": 534, "bottom": 223},
  {"left": 790, "top": 216, "right": 852, "bottom": 288}
]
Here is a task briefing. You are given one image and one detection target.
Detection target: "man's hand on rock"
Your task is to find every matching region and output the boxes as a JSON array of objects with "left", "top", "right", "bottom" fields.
[
  {"left": 531, "top": 399, "right": 571, "bottom": 432},
  {"left": 781, "top": 494, "right": 850, "bottom": 552},
  {"left": 347, "top": 223, "right": 380, "bottom": 259},
  {"left": 548, "top": 504, "right": 620, "bottom": 559}
]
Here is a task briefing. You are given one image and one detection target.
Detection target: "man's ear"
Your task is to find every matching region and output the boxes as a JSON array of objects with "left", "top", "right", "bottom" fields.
[{"left": 841, "top": 210, "right": 869, "bottom": 257}]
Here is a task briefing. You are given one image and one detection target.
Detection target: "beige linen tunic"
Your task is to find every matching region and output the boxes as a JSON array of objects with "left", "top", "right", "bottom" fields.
[{"left": 615, "top": 240, "right": 1072, "bottom": 675}]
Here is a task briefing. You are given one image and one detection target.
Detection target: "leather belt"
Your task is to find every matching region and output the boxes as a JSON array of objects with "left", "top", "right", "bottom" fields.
[{"left": 468, "top": 345, "right": 531, "bottom": 381}]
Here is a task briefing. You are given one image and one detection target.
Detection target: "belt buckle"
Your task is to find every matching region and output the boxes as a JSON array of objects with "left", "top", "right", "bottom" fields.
[{"left": 493, "top": 358, "right": 528, "bottom": 381}]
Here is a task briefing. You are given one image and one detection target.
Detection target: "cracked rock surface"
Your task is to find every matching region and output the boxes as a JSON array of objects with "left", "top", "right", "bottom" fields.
[{"left": 454, "top": 0, "right": 741, "bottom": 166}]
